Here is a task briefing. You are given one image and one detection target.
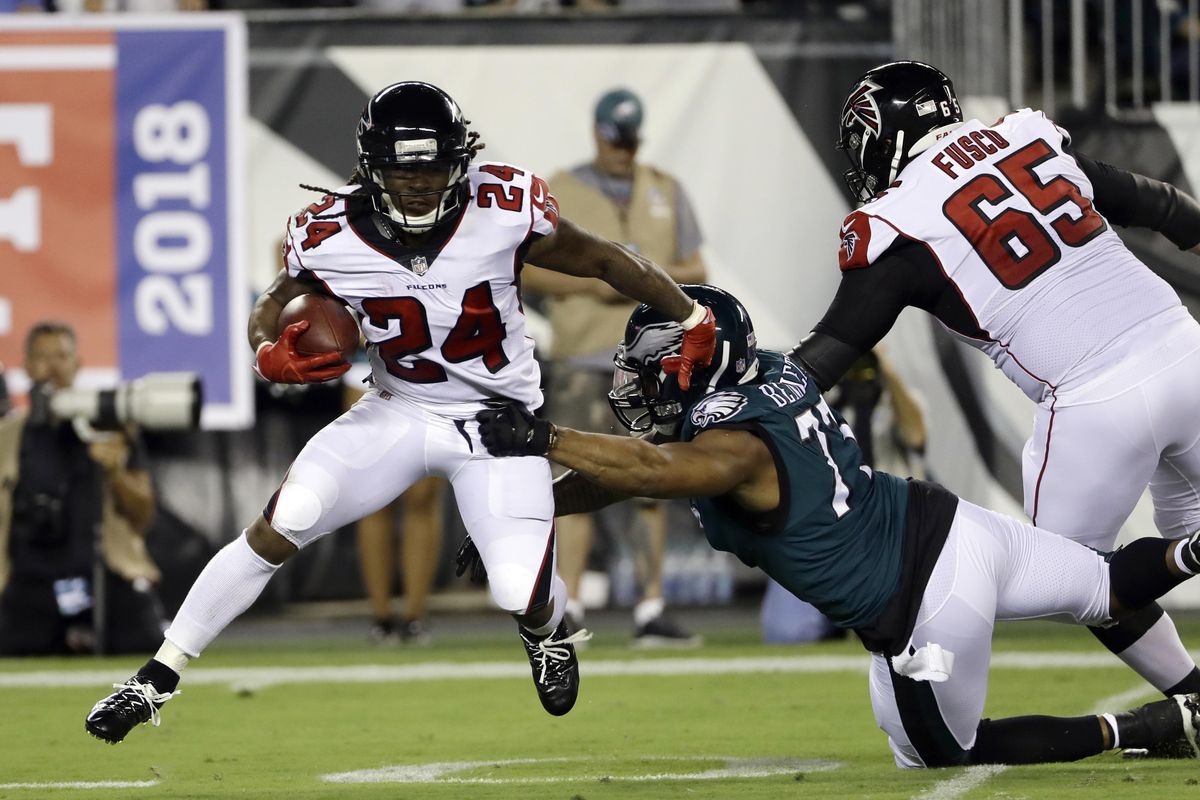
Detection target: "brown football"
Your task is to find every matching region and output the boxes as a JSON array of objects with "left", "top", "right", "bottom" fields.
[{"left": 277, "top": 293, "right": 359, "bottom": 361}]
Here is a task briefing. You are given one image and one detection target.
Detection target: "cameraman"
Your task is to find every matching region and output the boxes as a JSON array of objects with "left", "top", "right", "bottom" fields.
[{"left": 0, "top": 322, "right": 163, "bottom": 654}]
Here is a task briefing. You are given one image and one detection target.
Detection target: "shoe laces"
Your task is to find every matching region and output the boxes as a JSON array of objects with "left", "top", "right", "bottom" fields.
[
  {"left": 97, "top": 680, "right": 176, "bottom": 728},
  {"left": 532, "top": 628, "right": 592, "bottom": 683}
]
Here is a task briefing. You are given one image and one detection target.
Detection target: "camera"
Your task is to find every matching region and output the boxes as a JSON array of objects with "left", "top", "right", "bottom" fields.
[{"left": 30, "top": 373, "right": 203, "bottom": 431}]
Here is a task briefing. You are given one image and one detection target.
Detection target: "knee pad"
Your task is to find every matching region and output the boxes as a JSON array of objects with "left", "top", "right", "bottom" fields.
[
  {"left": 269, "top": 483, "right": 325, "bottom": 538},
  {"left": 487, "top": 563, "right": 539, "bottom": 614}
]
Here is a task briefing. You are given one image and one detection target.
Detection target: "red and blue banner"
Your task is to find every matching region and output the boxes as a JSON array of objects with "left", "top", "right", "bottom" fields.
[{"left": 0, "top": 16, "right": 249, "bottom": 429}]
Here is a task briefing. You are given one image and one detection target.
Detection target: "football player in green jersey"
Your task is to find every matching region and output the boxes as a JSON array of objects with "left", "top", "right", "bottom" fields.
[{"left": 473, "top": 284, "right": 1200, "bottom": 768}]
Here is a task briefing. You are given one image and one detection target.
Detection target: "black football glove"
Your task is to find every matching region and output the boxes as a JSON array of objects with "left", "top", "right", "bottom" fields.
[
  {"left": 454, "top": 535, "right": 488, "bottom": 585},
  {"left": 474, "top": 403, "right": 554, "bottom": 457}
]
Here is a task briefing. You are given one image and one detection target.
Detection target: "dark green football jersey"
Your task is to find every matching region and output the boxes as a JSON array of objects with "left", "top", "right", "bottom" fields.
[{"left": 681, "top": 351, "right": 909, "bottom": 630}]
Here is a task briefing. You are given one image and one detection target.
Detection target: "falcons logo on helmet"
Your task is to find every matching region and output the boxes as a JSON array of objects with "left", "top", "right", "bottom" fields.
[
  {"left": 842, "top": 79, "right": 883, "bottom": 136},
  {"left": 689, "top": 392, "right": 748, "bottom": 428},
  {"left": 627, "top": 321, "right": 684, "bottom": 365}
]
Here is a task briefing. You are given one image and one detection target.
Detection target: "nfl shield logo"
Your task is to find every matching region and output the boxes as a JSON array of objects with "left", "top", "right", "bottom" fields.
[{"left": 410, "top": 255, "right": 429, "bottom": 276}]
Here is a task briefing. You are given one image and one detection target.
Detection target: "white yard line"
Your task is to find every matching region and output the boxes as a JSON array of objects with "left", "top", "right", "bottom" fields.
[
  {"left": 911, "top": 680, "right": 1160, "bottom": 800},
  {"left": 911, "top": 765, "right": 1008, "bottom": 800},
  {"left": 0, "top": 781, "right": 158, "bottom": 790},
  {"left": 0, "top": 650, "right": 1156, "bottom": 691}
]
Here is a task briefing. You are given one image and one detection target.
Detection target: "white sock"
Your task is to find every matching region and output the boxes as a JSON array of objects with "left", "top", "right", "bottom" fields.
[
  {"left": 523, "top": 576, "right": 567, "bottom": 637},
  {"left": 1101, "top": 713, "right": 1120, "bottom": 749},
  {"left": 154, "top": 639, "right": 192, "bottom": 674},
  {"left": 163, "top": 532, "right": 280, "bottom": 656},
  {"left": 634, "top": 596, "right": 666, "bottom": 628}
]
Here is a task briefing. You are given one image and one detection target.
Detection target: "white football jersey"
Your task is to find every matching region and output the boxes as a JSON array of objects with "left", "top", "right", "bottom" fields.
[
  {"left": 282, "top": 162, "right": 559, "bottom": 410},
  {"left": 838, "top": 109, "right": 1182, "bottom": 401}
]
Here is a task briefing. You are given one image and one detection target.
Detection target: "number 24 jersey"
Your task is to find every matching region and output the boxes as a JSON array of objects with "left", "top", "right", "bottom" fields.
[{"left": 282, "top": 162, "right": 559, "bottom": 410}]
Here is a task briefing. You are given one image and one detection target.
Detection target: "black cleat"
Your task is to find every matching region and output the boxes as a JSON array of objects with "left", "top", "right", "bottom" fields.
[
  {"left": 1121, "top": 693, "right": 1200, "bottom": 759},
  {"left": 85, "top": 677, "right": 176, "bottom": 744},
  {"left": 519, "top": 620, "right": 591, "bottom": 716}
]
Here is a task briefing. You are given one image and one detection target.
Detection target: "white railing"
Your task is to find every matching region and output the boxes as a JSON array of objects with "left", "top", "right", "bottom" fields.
[{"left": 894, "top": 0, "right": 1200, "bottom": 116}]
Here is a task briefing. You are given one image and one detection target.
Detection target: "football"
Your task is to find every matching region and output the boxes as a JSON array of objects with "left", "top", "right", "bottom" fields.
[{"left": 277, "top": 293, "right": 360, "bottom": 361}]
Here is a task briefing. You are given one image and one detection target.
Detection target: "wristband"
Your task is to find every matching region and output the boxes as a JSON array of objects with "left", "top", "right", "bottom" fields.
[
  {"left": 255, "top": 340, "right": 271, "bottom": 357},
  {"left": 546, "top": 423, "right": 559, "bottom": 453},
  {"left": 680, "top": 300, "right": 706, "bottom": 330}
]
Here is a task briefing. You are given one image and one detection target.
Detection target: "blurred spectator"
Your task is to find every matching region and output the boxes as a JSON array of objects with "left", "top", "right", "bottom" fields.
[
  {"left": 343, "top": 369, "right": 444, "bottom": 645},
  {"left": 522, "top": 87, "right": 706, "bottom": 648},
  {"left": 0, "top": 365, "right": 8, "bottom": 418},
  {"left": 761, "top": 348, "right": 927, "bottom": 644},
  {"left": 0, "top": 322, "right": 164, "bottom": 655}
]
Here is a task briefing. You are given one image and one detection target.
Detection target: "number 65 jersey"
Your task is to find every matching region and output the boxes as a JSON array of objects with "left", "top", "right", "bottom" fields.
[
  {"left": 837, "top": 109, "right": 1183, "bottom": 402},
  {"left": 281, "top": 162, "right": 559, "bottom": 411}
]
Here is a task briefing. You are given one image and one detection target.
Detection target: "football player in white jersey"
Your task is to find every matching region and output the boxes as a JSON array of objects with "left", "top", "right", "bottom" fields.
[
  {"left": 791, "top": 61, "right": 1200, "bottom": 726},
  {"left": 84, "top": 81, "right": 717, "bottom": 743}
]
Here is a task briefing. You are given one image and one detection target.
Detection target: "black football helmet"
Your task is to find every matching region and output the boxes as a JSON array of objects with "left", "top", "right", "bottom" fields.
[
  {"left": 837, "top": 61, "right": 962, "bottom": 202},
  {"left": 609, "top": 284, "right": 759, "bottom": 437},
  {"left": 356, "top": 82, "right": 477, "bottom": 232}
]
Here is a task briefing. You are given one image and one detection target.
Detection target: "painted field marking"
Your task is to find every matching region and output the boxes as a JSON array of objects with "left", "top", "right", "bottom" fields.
[
  {"left": 0, "top": 780, "right": 159, "bottom": 790},
  {"left": 321, "top": 755, "right": 839, "bottom": 785},
  {"left": 910, "top": 680, "right": 1156, "bottom": 800},
  {"left": 0, "top": 650, "right": 1154, "bottom": 691}
]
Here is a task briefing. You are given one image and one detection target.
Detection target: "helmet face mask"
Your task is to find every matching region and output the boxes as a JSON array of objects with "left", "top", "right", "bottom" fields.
[
  {"left": 836, "top": 61, "right": 963, "bottom": 203},
  {"left": 607, "top": 285, "right": 759, "bottom": 439},
  {"left": 370, "top": 162, "right": 463, "bottom": 232},
  {"left": 609, "top": 344, "right": 684, "bottom": 436},
  {"left": 356, "top": 82, "right": 477, "bottom": 233}
]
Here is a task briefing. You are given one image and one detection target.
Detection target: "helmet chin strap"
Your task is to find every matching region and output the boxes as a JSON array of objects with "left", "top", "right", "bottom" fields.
[{"left": 886, "top": 129, "right": 905, "bottom": 186}]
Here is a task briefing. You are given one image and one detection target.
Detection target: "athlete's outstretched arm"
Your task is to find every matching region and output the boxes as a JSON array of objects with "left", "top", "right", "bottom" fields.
[
  {"left": 552, "top": 469, "right": 629, "bottom": 516},
  {"left": 551, "top": 426, "right": 770, "bottom": 504},
  {"left": 1072, "top": 149, "right": 1200, "bottom": 254},
  {"left": 525, "top": 217, "right": 694, "bottom": 322}
]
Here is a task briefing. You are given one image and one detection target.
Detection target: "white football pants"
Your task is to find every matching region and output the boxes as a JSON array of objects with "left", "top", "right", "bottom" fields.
[
  {"left": 264, "top": 389, "right": 561, "bottom": 615},
  {"left": 869, "top": 500, "right": 1111, "bottom": 768},
  {"left": 1023, "top": 310, "right": 1200, "bottom": 548}
]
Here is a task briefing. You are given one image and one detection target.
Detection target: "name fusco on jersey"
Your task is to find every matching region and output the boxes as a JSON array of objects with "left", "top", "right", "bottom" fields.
[
  {"left": 281, "top": 163, "right": 559, "bottom": 409},
  {"left": 838, "top": 109, "right": 1181, "bottom": 402}
]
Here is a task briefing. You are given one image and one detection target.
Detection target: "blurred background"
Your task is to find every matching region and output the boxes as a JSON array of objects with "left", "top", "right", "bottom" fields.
[{"left": 2, "top": 0, "right": 1199, "bottom": 649}]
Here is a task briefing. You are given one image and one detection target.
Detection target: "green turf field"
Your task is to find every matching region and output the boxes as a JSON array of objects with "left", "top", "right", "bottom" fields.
[{"left": 2, "top": 613, "right": 1199, "bottom": 799}]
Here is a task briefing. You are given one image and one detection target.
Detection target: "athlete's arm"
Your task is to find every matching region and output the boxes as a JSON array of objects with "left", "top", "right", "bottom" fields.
[
  {"left": 552, "top": 469, "right": 630, "bottom": 516},
  {"left": 249, "top": 268, "right": 349, "bottom": 384},
  {"left": 525, "top": 216, "right": 694, "bottom": 322},
  {"left": 518, "top": 264, "right": 626, "bottom": 303},
  {"left": 547, "top": 426, "right": 776, "bottom": 510},
  {"left": 247, "top": 268, "right": 334, "bottom": 352},
  {"left": 1071, "top": 149, "right": 1200, "bottom": 252},
  {"left": 791, "top": 241, "right": 946, "bottom": 391}
]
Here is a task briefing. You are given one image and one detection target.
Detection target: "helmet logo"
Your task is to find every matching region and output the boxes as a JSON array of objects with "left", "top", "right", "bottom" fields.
[
  {"left": 843, "top": 79, "right": 883, "bottom": 136},
  {"left": 626, "top": 321, "right": 683, "bottom": 364},
  {"left": 689, "top": 392, "right": 747, "bottom": 428}
]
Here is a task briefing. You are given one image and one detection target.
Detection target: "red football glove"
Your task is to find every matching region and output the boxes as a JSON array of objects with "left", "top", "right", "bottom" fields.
[
  {"left": 662, "top": 304, "right": 716, "bottom": 391},
  {"left": 255, "top": 321, "right": 351, "bottom": 384}
]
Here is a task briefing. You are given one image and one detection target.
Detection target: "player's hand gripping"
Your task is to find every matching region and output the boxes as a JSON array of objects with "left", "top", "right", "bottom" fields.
[
  {"left": 255, "top": 321, "right": 351, "bottom": 384},
  {"left": 454, "top": 536, "right": 488, "bottom": 585},
  {"left": 661, "top": 302, "right": 716, "bottom": 391},
  {"left": 475, "top": 403, "right": 556, "bottom": 457}
]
